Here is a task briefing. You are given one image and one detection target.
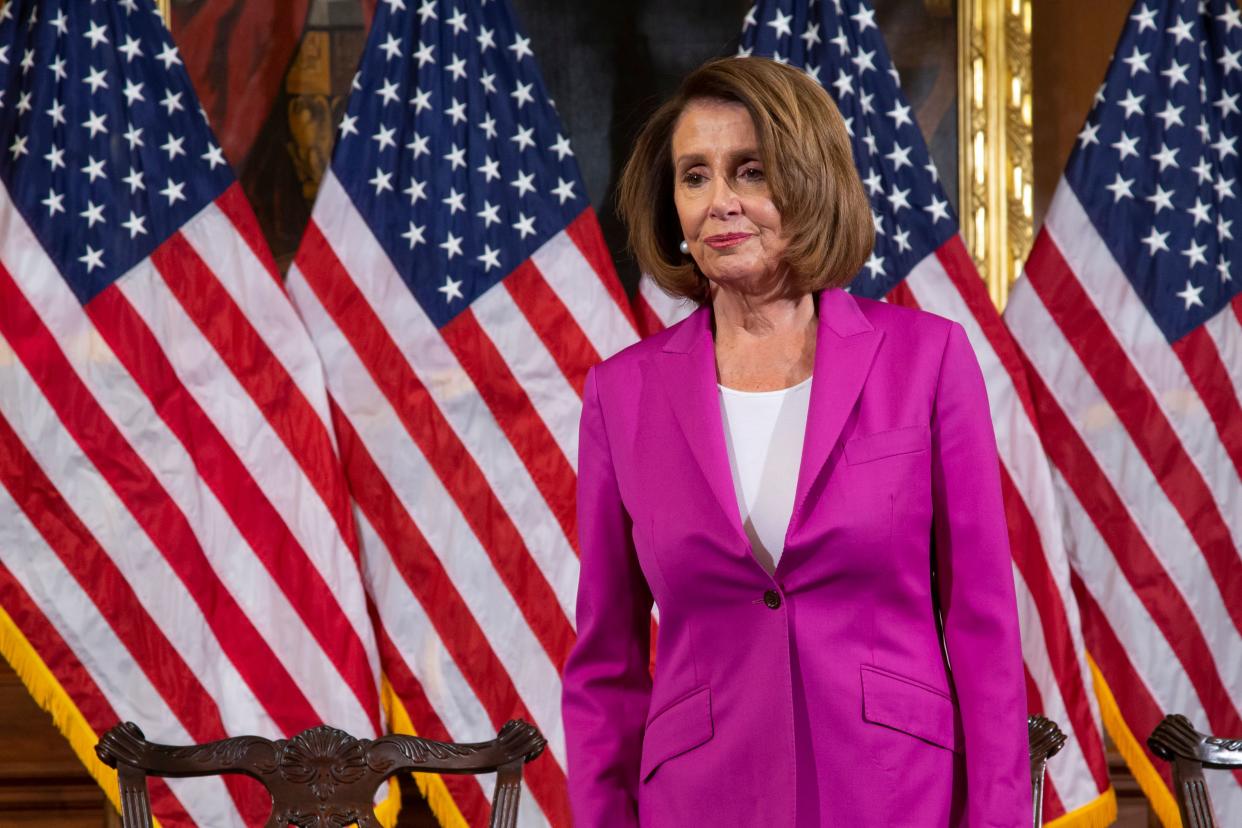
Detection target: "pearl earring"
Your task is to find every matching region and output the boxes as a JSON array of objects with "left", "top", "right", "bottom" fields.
[{"left": 679, "top": 240, "right": 690, "bottom": 254}]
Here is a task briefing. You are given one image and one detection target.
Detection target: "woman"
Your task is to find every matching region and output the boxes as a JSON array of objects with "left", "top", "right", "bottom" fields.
[{"left": 563, "top": 57, "right": 1031, "bottom": 827}]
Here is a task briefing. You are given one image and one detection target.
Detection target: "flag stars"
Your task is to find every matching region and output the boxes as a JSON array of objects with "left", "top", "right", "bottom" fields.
[
  {"left": 550, "top": 134, "right": 573, "bottom": 160},
  {"left": 1132, "top": 4, "right": 1157, "bottom": 31},
  {"left": 888, "top": 101, "right": 912, "bottom": 129},
  {"left": 1151, "top": 143, "right": 1178, "bottom": 172},
  {"left": 407, "top": 133, "right": 429, "bottom": 157},
  {"left": 370, "top": 167, "right": 394, "bottom": 194},
  {"left": 511, "top": 80, "right": 534, "bottom": 108},
  {"left": 1155, "top": 101, "right": 1184, "bottom": 129},
  {"left": 552, "top": 177, "right": 576, "bottom": 204},
  {"left": 202, "top": 144, "right": 226, "bottom": 169},
  {"left": 339, "top": 114, "right": 359, "bottom": 137},
  {"left": 1182, "top": 239, "right": 1209, "bottom": 269},
  {"left": 160, "top": 178, "right": 186, "bottom": 205},
  {"left": 801, "top": 23, "right": 821, "bottom": 48},
  {"left": 1219, "top": 5, "right": 1241, "bottom": 32},
  {"left": 477, "top": 200, "right": 501, "bottom": 226},
  {"left": 1146, "top": 184, "right": 1175, "bottom": 213},
  {"left": 864, "top": 251, "right": 885, "bottom": 279},
  {"left": 1221, "top": 46, "right": 1241, "bottom": 75},
  {"left": 1188, "top": 197, "right": 1211, "bottom": 226},
  {"left": 123, "top": 79, "right": 145, "bottom": 105},
  {"left": 925, "top": 196, "right": 950, "bottom": 223},
  {"left": 1219, "top": 258, "right": 1233, "bottom": 283},
  {"left": 1192, "top": 157, "right": 1212, "bottom": 184},
  {"left": 447, "top": 8, "right": 468, "bottom": 33},
  {"left": 477, "top": 245, "right": 501, "bottom": 271},
  {"left": 477, "top": 26, "right": 496, "bottom": 51},
  {"left": 885, "top": 142, "right": 912, "bottom": 170},
  {"left": 509, "top": 34, "right": 533, "bottom": 60},
  {"left": 1215, "top": 90, "right": 1240, "bottom": 117},
  {"left": 1166, "top": 17, "right": 1194, "bottom": 44},
  {"left": 82, "top": 155, "right": 106, "bottom": 182},
  {"left": 15, "top": 91, "right": 30, "bottom": 114},
  {"left": 41, "top": 188, "right": 64, "bottom": 217},
  {"left": 49, "top": 9, "right": 67, "bottom": 34},
  {"left": 1176, "top": 280, "right": 1205, "bottom": 309},
  {"left": 511, "top": 170, "right": 536, "bottom": 197},
  {"left": 1160, "top": 60, "right": 1189, "bottom": 89},
  {"left": 1112, "top": 132, "right": 1140, "bottom": 161},
  {"left": 83, "top": 66, "right": 109, "bottom": 93},
  {"left": 376, "top": 79, "right": 401, "bottom": 106},
  {"left": 417, "top": 0, "right": 437, "bottom": 23},
  {"left": 119, "top": 34, "right": 143, "bottom": 62},
  {"left": 46, "top": 100, "right": 66, "bottom": 126},
  {"left": 122, "top": 211, "right": 147, "bottom": 238},
  {"left": 79, "top": 246, "right": 104, "bottom": 273},
  {"left": 1214, "top": 175, "right": 1234, "bottom": 201},
  {"left": 767, "top": 9, "right": 793, "bottom": 38},
  {"left": 83, "top": 20, "right": 108, "bottom": 47},
  {"left": 404, "top": 178, "right": 426, "bottom": 204},
  {"left": 480, "top": 70, "right": 497, "bottom": 94},
  {"left": 409, "top": 88, "right": 432, "bottom": 113},
  {"left": 156, "top": 42, "right": 181, "bottom": 69},
  {"left": 402, "top": 221, "right": 426, "bottom": 249},
  {"left": 447, "top": 55, "right": 467, "bottom": 81},
  {"left": 446, "top": 97, "right": 467, "bottom": 124},
  {"left": 123, "top": 167, "right": 144, "bottom": 193},
  {"left": 1141, "top": 226, "right": 1169, "bottom": 254},
  {"left": 442, "top": 188, "right": 466, "bottom": 213},
  {"left": 1219, "top": 216, "right": 1233, "bottom": 242},
  {"left": 513, "top": 212, "right": 536, "bottom": 238},
  {"left": 1122, "top": 47, "right": 1150, "bottom": 76},
  {"left": 44, "top": 145, "right": 65, "bottom": 170},
  {"left": 80, "top": 200, "right": 106, "bottom": 228},
  {"left": 851, "top": 49, "right": 876, "bottom": 74},
  {"left": 832, "top": 70, "right": 853, "bottom": 98},
  {"left": 1078, "top": 121, "right": 1101, "bottom": 148},
  {"left": 444, "top": 143, "right": 466, "bottom": 169},
  {"left": 372, "top": 124, "right": 397, "bottom": 152},
  {"left": 1118, "top": 90, "right": 1144, "bottom": 118},
  {"left": 440, "top": 232, "right": 463, "bottom": 259},
  {"left": 1212, "top": 133, "right": 1237, "bottom": 159},
  {"left": 478, "top": 156, "right": 500, "bottom": 181},
  {"left": 81, "top": 111, "right": 108, "bottom": 138},
  {"left": 511, "top": 125, "right": 535, "bottom": 151},
  {"left": 851, "top": 6, "right": 877, "bottom": 31},
  {"left": 48, "top": 54, "right": 67, "bottom": 80},
  {"left": 380, "top": 33, "right": 402, "bottom": 61},
  {"left": 414, "top": 42, "right": 435, "bottom": 67},
  {"left": 893, "top": 228, "right": 912, "bottom": 253},
  {"left": 888, "top": 186, "right": 911, "bottom": 212},
  {"left": 161, "top": 133, "right": 185, "bottom": 160},
  {"left": 439, "top": 276, "right": 464, "bottom": 302}
]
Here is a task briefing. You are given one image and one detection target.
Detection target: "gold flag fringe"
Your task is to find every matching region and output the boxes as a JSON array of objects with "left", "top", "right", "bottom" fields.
[
  {"left": 1088, "top": 653, "right": 1181, "bottom": 827},
  {"left": 1045, "top": 786, "right": 1117, "bottom": 828},
  {"left": 382, "top": 676, "right": 471, "bottom": 828},
  {"left": 0, "top": 603, "right": 156, "bottom": 825}
]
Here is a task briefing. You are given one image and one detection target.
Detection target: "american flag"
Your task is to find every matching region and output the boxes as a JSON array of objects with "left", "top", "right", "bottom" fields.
[
  {"left": 0, "top": 1, "right": 385, "bottom": 825},
  {"left": 285, "top": 0, "right": 638, "bottom": 824},
  {"left": 1006, "top": 0, "right": 1242, "bottom": 819},
  {"left": 682, "top": 1, "right": 1116, "bottom": 823}
]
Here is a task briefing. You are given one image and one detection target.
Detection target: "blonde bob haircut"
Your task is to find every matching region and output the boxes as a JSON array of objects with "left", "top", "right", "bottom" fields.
[{"left": 617, "top": 56, "right": 874, "bottom": 305}]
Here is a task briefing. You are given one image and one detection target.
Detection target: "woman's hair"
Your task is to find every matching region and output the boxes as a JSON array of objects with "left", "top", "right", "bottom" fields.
[{"left": 617, "top": 56, "right": 874, "bottom": 305}]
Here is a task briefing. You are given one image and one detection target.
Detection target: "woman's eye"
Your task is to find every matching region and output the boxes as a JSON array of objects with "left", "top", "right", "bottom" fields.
[
  {"left": 739, "top": 167, "right": 764, "bottom": 181},
  {"left": 682, "top": 172, "right": 705, "bottom": 186}
]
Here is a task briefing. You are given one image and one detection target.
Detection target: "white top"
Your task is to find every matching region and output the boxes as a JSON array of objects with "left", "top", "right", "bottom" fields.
[{"left": 718, "top": 377, "right": 812, "bottom": 573}]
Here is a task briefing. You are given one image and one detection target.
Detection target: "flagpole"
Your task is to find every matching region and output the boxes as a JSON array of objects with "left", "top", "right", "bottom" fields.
[{"left": 156, "top": 0, "right": 171, "bottom": 26}]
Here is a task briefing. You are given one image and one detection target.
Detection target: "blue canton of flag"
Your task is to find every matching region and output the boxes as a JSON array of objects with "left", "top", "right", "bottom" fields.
[
  {"left": 333, "top": 0, "right": 587, "bottom": 329},
  {"left": 0, "top": 0, "right": 232, "bottom": 304},
  {"left": 1067, "top": 0, "right": 1240, "bottom": 342},
  {"left": 739, "top": 0, "right": 957, "bottom": 299}
]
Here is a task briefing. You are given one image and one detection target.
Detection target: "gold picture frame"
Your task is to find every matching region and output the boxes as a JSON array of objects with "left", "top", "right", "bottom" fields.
[{"left": 958, "top": 0, "right": 1034, "bottom": 310}]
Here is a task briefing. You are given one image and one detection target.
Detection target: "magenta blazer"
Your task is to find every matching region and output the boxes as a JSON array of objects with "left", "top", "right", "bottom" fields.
[{"left": 563, "top": 289, "right": 1032, "bottom": 827}]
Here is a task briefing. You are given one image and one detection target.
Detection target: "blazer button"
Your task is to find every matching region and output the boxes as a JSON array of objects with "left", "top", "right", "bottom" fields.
[{"left": 763, "top": 589, "right": 782, "bottom": 610}]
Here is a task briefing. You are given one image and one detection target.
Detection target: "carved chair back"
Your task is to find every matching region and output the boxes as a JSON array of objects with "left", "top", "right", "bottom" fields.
[
  {"left": 1148, "top": 713, "right": 1242, "bottom": 828},
  {"left": 1028, "top": 714, "right": 1066, "bottom": 828},
  {"left": 95, "top": 719, "right": 545, "bottom": 828}
]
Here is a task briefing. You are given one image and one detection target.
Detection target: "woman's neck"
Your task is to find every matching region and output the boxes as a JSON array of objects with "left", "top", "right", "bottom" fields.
[{"left": 711, "top": 286, "right": 817, "bottom": 392}]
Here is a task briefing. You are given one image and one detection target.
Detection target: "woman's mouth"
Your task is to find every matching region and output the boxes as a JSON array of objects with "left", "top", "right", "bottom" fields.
[{"left": 703, "top": 233, "right": 752, "bottom": 249}]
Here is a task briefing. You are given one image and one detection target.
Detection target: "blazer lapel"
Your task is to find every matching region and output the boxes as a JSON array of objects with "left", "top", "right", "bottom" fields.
[
  {"left": 788, "top": 289, "right": 884, "bottom": 537},
  {"left": 655, "top": 306, "right": 750, "bottom": 550}
]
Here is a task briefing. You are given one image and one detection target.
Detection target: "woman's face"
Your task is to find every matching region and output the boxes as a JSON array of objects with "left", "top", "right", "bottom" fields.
[{"left": 671, "top": 99, "right": 787, "bottom": 292}]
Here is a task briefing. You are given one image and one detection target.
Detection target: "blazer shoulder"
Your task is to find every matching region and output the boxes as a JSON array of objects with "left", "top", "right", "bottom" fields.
[
  {"left": 850, "top": 293, "right": 958, "bottom": 348},
  {"left": 591, "top": 312, "right": 692, "bottom": 388}
]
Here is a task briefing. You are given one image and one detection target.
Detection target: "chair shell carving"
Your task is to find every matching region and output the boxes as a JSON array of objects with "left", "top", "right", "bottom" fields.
[
  {"left": 1147, "top": 713, "right": 1242, "bottom": 828},
  {"left": 95, "top": 719, "right": 545, "bottom": 828}
]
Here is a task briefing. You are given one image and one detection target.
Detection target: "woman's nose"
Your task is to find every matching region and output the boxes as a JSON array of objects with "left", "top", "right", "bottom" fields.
[{"left": 707, "top": 175, "right": 742, "bottom": 218}]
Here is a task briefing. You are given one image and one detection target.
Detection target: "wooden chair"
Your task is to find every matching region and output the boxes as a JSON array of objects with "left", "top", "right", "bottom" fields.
[
  {"left": 95, "top": 719, "right": 545, "bottom": 828},
  {"left": 1028, "top": 714, "right": 1066, "bottom": 828},
  {"left": 1147, "top": 713, "right": 1242, "bottom": 827}
]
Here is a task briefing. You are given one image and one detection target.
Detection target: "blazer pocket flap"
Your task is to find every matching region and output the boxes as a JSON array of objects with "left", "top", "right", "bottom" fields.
[
  {"left": 640, "top": 685, "right": 713, "bottom": 782},
  {"left": 861, "top": 665, "right": 962, "bottom": 754},
  {"left": 844, "top": 425, "right": 929, "bottom": 465}
]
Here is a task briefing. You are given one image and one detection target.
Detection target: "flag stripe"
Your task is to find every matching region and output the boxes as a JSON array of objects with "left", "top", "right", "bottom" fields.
[
  {"left": 474, "top": 279, "right": 585, "bottom": 466},
  {"left": 294, "top": 221, "right": 577, "bottom": 671},
  {"left": 1001, "top": 470, "right": 1111, "bottom": 793},
  {"left": 531, "top": 228, "right": 639, "bottom": 362},
  {"left": 563, "top": 209, "right": 638, "bottom": 332},
  {"left": 331, "top": 409, "right": 571, "bottom": 823},
  {"left": 147, "top": 235, "right": 383, "bottom": 725},
  {"left": 211, "top": 183, "right": 286, "bottom": 282},
  {"left": 1019, "top": 663, "right": 1068, "bottom": 820},
  {"left": 1170, "top": 326, "right": 1242, "bottom": 479},
  {"left": 504, "top": 261, "right": 599, "bottom": 397},
  {"left": 83, "top": 281, "right": 329, "bottom": 735},
  {"left": 1043, "top": 187, "right": 1242, "bottom": 549},
  {"left": 0, "top": 407, "right": 256, "bottom": 825},
  {"left": 441, "top": 306, "right": 579, "bottom": 548},
  {"left": 1202, "top": 297, "right": 1242, "bottom": 414},
  {"left": 1014, "top": 316, "right": 1242, "bottom": 740},
  {"left": 1025, "top": 233, "right": 1242, "bottom": 634}
]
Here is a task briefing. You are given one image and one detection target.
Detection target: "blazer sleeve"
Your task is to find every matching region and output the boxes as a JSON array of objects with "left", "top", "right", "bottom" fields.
[
  {"left": 930, "top": 323, "right": 1033, "bottom": 828},
  {"left": 562, "top": 365, "right": 653, "bottom": 828}
]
